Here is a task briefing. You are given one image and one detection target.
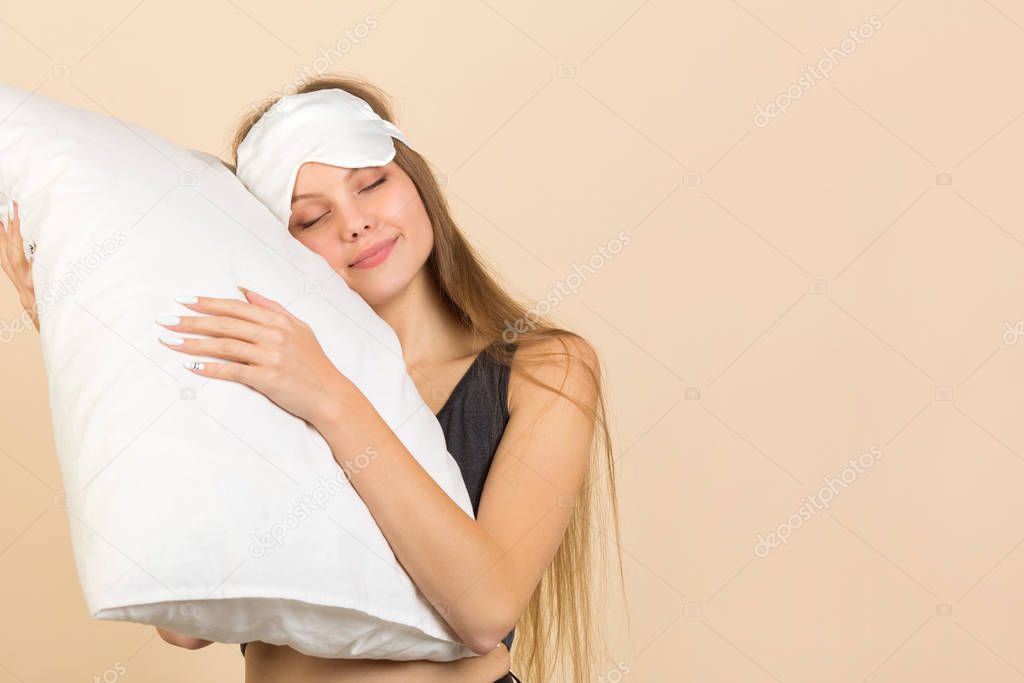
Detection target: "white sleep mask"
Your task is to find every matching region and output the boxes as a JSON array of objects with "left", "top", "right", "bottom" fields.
[{"left": 235, "top": 88, "right": 412, "bottom": 225}]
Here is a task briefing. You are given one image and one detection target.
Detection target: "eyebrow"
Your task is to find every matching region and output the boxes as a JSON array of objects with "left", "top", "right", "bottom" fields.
[{"left": 292, "top": 167, "right": 360, "bottom": 203}]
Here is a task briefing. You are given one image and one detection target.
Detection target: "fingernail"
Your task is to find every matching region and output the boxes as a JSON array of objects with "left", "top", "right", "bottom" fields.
[
  {"left": 183, "top": 361, "right": 204, "bottom": 371},
  {"left": 156, "top": 316, "right": 180, "bottom": 326},
  {"left": 175, "top": 296, "right": 198, "bottom": 304},
  {"left": 159, "top": 335, "right": 184, "bottom": 345}
]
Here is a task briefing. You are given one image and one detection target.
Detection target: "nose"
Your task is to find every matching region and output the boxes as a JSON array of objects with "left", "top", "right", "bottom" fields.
[
  {"left": 346, "top": 223, "right": 372, "bottom": 240},
  {"left": 339, "top": 208, "right": 376, "bottom": 241},
  {"left": 332, "top": 195, "right": 378, "bottom": 242}
]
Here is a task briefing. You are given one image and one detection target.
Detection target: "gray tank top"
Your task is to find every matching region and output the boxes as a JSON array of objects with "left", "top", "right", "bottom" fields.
[
  {"left": 435, "top": 341, "right": 517, "bottom": 651},
  {"left": 241, "top": 341, "right": 517, "bottom": 656}
]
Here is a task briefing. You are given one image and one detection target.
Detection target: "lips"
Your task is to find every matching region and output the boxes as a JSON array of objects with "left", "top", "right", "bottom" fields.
[{"left": 349, "top": 236, "right": 399, "bottom": 268}]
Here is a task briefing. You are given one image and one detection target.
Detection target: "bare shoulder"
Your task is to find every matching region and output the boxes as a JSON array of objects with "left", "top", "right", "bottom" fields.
[
  {"left": 507, "top": 333, "right": 601, "bottom": 415},
  {"left": 489, "top": 333, "right": 600, "bottom": 523}
]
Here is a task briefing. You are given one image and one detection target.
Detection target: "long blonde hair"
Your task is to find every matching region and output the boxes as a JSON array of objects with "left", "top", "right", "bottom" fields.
[{"left": 225, "top": 74, "right": 626, "bottom": 682}]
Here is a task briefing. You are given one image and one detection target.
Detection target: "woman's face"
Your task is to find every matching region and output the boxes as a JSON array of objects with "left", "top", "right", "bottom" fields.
[{"left": 287, "top": 160, "right": 433, "bottom": 306}]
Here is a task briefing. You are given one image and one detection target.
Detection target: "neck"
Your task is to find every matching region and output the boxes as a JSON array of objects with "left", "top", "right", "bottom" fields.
[{"left": 371, "top": 268, "right": 477, "bottom": 368}]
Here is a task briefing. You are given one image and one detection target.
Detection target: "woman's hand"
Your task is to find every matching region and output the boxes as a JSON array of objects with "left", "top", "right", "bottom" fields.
[
  {"left": 0, "top": 201, "right": 39, "bottom": 331},
  {"left": 156, "top": 289, "right": 350, "bottom": 429},
  {"left": 155, "top": 626, "right": 213, "bottom": 650}
]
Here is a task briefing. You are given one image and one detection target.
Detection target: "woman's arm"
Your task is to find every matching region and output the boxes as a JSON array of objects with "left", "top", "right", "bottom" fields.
[
  {"left": 159, "top": 294, "right": 599, "bottom": 655},
  {"left": 155, "top": 627, "right": 213, "bottom": 650},
  {"left": 316, "top": 335, "right": 598, "bottom": 654}
]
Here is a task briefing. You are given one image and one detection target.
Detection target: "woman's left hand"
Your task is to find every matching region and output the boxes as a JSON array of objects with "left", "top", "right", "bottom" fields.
[
  {"left": 157, "top": 288, "right": 348, "bottom": 429},
  {"left": 0, "top": 200, "right": 39, "bottom": 331}
]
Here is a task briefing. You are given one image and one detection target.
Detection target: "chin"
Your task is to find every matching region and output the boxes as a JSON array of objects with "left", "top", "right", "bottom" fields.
[{"left": 347, "top": 272, "right": 413, "bottom": 308}]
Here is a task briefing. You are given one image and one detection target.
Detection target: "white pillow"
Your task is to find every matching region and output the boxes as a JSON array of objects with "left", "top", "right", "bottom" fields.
[{"left": 0, "top": 83, "right": 476, "bottom": 661}]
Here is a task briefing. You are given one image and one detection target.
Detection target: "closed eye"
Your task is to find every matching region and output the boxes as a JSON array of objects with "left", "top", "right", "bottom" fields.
[
  {"left": 300, "top": 213, "right": 328, "bottom": 230},
  {"left": 360, "top": 175, "right": 387, "bottom": 193}
]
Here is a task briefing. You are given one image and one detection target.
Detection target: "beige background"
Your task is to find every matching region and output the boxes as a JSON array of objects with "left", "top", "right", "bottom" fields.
[{"left": 2, "top": 0, "right": 1024, "bottom": 681}]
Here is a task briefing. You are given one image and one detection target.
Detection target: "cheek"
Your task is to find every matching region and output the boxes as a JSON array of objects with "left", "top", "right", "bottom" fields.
[
  {"left": 404, "top": 214, "right": 434, "bottom": 259},
  {"left": 387, "top": 190, "right": 434, "bottom": 264},
  {"left": 293, "top": 231, "right": 347, "bottom": 271}
]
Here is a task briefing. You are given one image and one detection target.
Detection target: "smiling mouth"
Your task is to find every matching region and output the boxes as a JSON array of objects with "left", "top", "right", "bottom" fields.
[{"left": 348, "top": 236, "right": 399, "bottom": 268}]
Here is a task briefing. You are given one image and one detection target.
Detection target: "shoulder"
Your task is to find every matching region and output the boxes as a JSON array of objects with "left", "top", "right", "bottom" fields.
[
  {"left": 507, "top": 333, "right": 600, "bottom": 416},
  {"left": 491, "top": 334, "right": 600, "bottom": 505}
]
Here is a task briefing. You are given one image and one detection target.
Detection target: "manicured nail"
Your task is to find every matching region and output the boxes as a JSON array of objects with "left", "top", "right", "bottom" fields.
[
  {"left": 159, "top": 335, "right": 184, "bottom": 345},
  {"left": 183, "top": 361, "right": 204, "bottom": 371},
  {"left": 156, "top": 316, "right": 180, "bottom": 326},
  {"left": 175, "top": 296, "right": 198, "bottom": 304}
]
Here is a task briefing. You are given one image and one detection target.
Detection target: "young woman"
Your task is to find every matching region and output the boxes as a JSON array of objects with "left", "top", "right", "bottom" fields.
[{"left": 0, "top": 75, "right": 623, "bottom": 683}]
